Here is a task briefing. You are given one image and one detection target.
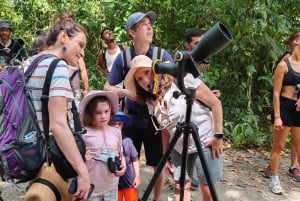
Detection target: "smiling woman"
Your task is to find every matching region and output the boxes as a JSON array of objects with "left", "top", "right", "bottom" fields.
[
  {"left": 124, "top": 54, "right": 223, "bottom": 201},
  {"left": 24, "top": 16, "right": 91, "bottom": 201}
]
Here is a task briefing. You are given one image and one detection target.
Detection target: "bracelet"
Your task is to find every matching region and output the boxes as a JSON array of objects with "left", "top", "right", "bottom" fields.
[{"left": 213, "top": 133, "right": 223, "bottom": 139}]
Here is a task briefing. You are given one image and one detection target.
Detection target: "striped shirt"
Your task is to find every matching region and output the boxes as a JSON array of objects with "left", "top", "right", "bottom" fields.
[{"left": 26, "top": 55, "right": 74, "bottom": 133}]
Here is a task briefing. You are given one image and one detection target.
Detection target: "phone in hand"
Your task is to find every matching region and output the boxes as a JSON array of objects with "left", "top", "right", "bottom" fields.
[{"left": 68, "top": 177, "right": 94, "bottom": 199}]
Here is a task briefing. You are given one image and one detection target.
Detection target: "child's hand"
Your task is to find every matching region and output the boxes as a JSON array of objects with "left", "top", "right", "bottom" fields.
[
  {"left": 85, "top": 149, "right": 92, "bottom": 161},
  {"left": 114, "top": 165, "right": 126, "bottom": 177},
  {"left": 133, "top": 175, "right": 141, "bottom": 188}
]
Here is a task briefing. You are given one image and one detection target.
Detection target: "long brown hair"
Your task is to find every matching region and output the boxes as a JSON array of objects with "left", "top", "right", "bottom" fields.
[
  {"left": 284, "top": 30, "right": 300, "bottom": 51},
  {"left": 135, "top": 74, "right": 174, "bottom": 101},
  {"left": 46, "top": 12, "right": 86, "bottom": 46}
]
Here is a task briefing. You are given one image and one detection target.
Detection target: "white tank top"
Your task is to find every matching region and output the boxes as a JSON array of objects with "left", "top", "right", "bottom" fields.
[{"left": 105, "top": 45, "right": 121, "bottom": 73}]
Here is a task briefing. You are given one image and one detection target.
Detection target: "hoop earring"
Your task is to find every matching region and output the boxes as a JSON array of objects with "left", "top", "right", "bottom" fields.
[{"left": 62, "top": 45, "right": 67, "bottom": 52}]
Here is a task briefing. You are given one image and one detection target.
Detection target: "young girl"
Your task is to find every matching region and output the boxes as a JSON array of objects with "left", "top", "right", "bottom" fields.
[{"left": 79, "top": 90, "right": 126, "bottom": 201}]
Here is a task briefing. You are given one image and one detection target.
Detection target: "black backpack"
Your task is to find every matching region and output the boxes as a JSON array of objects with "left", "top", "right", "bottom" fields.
[{"left": 121, "top": 46, "right": 164, "bottom": 78}]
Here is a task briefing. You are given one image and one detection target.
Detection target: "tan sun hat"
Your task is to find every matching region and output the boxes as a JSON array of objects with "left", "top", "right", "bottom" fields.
[
  {"left": 124, "top": 55, "right": 153, "bottom": 96},
  {"left": 79, "top": 90, "right": 119, "bottom": 116},
  {"left": 24, "top": 163, "right": 72, "bottom": 201}
]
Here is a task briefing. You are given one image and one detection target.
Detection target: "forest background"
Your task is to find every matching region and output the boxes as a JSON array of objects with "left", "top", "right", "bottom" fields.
[{"left": 1, "top": 0, "right": 300, "bottom": 149}]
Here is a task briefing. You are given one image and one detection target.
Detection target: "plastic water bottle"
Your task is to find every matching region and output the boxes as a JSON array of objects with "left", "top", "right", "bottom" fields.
[{"left": 23, "top": 131, "right": 37, "bottom": 143}]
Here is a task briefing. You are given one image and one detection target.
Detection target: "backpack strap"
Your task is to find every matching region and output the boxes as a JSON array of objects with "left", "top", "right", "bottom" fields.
[
  {"left": 41, "top": 59, "right": 85, "bottom": 150},
  {"left": 122, "top": 47, "right": 134, "bottom": 74},
  {"left": 118, "top": 44, "right": 125, "bottom": 52},
  {"left": 41, "top": 59, "right": 62, "bottom": 147},
  {"left": 102, "top": 48, "right": 107, "bottom": 69},
  {"left": 69, "top": 69, "right": 79, "bottom": 81},
  {"left": 24, "top": 54, "right": 53, "bottom": 79},
  {"left": 121, "top": 46, "right": 164, "bottom": 70},
  {"left": 152, "top": 46, "right": 159, "bottom": 60}
]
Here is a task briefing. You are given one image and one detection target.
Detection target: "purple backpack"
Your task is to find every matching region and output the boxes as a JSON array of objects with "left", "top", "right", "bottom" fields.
[{"left": 0, "top": 55, "right": 50, "bottom": 190}]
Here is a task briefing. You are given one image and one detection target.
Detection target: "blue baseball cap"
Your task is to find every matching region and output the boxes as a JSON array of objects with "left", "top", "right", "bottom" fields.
[
  {"left": 125, "top": 11, "right": 157, "bottom": 32},
  {"left": 113, "top": 109, "right": 132, "bottom": 126},
  {"left": 0, "top": 20, "right": 12, "bottom": 30}
]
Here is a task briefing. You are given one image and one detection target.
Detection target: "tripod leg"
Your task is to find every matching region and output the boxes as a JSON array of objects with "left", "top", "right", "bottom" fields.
[
  {"left": 140, "top": 127, "right": 182, "bottom": 201},
  {"left": 190, "top": 124, "right": 219, "bottom": 201},
  {"left": 178, "top": 124, "right": 190, "bottom": 201}
]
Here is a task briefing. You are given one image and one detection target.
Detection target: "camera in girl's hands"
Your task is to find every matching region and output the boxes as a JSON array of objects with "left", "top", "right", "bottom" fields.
[{"left": 107, "top": 156, "right": 121, "bottom": 173}]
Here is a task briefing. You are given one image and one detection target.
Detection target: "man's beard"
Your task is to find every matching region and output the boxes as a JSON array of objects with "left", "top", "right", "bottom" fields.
[{"left": 0, "top": 34, "right": 10, "bottom": 42}]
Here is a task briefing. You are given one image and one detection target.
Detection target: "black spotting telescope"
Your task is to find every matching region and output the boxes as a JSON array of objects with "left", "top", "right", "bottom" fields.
[{"left": 153, "top": 22, "right": 233, "bottom": 79}]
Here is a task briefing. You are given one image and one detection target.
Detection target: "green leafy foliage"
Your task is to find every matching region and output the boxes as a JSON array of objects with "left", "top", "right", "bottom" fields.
[{"left": 2, "top": 0, "right": 300, "bottom": 148}]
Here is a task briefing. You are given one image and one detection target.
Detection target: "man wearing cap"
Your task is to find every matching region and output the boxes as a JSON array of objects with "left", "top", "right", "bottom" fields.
[
  {"left": 104, "top": 11, "right": 174, "bottom": 201},
  {"left": 0, "top": 19, "right": 27, "bottom": 65}
]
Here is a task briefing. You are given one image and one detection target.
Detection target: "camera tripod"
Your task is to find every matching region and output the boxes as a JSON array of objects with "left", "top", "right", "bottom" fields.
[{"left": 139, "top": 87, "right": 219, "bottom": 201}]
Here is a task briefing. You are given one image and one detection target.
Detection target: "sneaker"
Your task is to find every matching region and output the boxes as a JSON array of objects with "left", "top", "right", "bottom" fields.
[
  {"left": 191, "top": 177, "right": 199, "bottom": 188},
  {"left": 263, "top": 165, "right": 272, "bottom": 179},
  {"left": 269, "top": 181, "right": 284, "bottom": 195},
  {"left": 288, "top": 167, "right": 300, "bottom": 182}
]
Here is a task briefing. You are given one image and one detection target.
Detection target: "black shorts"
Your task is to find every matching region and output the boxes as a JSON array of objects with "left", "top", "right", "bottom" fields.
[
  {"left": 123, "top": 125, "right": 163, "bottom": 166},
  {"left": 271, "top": 96, "right": 300, "bottom": 127}
]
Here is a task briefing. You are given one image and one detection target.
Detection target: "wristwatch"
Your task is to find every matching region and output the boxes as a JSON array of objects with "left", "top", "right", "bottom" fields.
[{"left": 214, "top": 133, "right": 223, "bottom": 139}]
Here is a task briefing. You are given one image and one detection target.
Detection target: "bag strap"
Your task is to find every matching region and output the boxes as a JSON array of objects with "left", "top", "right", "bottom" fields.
[
  {"left": 69, "top": 69, "right": 79, "bottom": 81},
  {"left": 41, "top": 59, "right": 61, "bottom": 145},
  {"left": 41, "top": 59, "right": 84, "bottom": 146},
  {"left": 118, "top": 44, "right": 125, "bottom": 52},
  {"left": 102, "top": 47, "right": 107, "bottom": 69}
]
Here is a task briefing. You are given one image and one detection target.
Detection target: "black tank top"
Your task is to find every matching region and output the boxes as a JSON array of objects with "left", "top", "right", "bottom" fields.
[{"left": 282, "top": 59, "right": 300, "bottom": 86}]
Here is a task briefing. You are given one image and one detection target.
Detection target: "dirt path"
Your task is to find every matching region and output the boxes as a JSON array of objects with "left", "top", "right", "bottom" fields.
[
  {"left": 1, "top": 148, "right": 300, "bottom": 201},
  {"left": 138, "top": 147, "right": 300, "bottom": 201}
]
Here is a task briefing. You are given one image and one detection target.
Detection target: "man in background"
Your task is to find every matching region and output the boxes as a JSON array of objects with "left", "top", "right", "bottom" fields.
[
  {"left": 97, "top": 28, "right": 127, "bottom": 77},
  {"left": 0, "top": 20, "right": 27, "bottom": 65},
  {"left": 104, "top": 11, "right": 174, "bottom": 201}
]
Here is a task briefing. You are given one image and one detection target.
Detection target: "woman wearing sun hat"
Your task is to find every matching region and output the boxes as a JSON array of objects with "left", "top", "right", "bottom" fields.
[{"left": 124, "top": 55, "right": 223, "bottom": 201}]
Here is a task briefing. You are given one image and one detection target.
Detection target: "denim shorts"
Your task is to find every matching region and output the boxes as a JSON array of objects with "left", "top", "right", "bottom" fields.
[
  {"left": 171, "top": 147, "right": 222, "bottom": 184},
  {"left": 195, "top": 147, "right": 222, "bottom": 184}
]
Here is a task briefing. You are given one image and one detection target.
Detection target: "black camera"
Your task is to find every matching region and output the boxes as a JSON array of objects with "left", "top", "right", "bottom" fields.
[{"left": 107, "top": 156, "right": 121, "bottom": 173}]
